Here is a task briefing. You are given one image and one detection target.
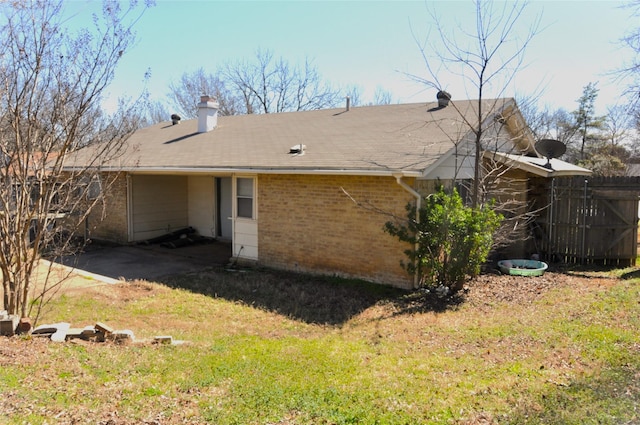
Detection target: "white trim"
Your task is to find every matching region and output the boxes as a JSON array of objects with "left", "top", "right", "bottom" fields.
[
  {"left": 487, "top": 151, "right": 592, "bottom": 177},
  {"left": 231, "top": 174, "right": 258, "bottom": 260},
  {"left": 63, "top": 166, "right": 423, "bottom": 178},
  {"left": 126, "top": 174, "right": 133, "bottom": 242},
  {"left": 235, "top": 176, "right": 256, "bottom": 220}
]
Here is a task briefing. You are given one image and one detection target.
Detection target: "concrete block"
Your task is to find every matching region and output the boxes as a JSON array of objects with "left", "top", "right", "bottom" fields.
[
  {"left": 154, "top": 335, "right": 173, "bottom": 345},
  {"left": 95, "top": 322, "right": 115, "bottom": 335},
  {"left": 0, "top": 315, "right": 19, "bottom": 336},
  {"left": 50, "top": 323, "right": 70, "bottom": 342},
  {"left": 113, "top": 329, "right": 134, "bottom": 344}
]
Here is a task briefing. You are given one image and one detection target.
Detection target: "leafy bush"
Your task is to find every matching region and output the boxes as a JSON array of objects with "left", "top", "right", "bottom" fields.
[{"left": 385, "top": 186, "right": 502, "bottom": 294}]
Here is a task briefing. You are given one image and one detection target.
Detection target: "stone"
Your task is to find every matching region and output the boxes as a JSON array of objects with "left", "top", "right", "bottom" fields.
[
  {"left": 154, "top": 335, "right": 173, "bottom": 345},
  {"left": 50, "top": 323, "right": 71, "bottom": 342},
  {"left": 0, "top": 315, "right": 19, "bottom": 336},
  {"left": 65, "top": 328, "right": 85, "bottom": 339},
  {"left": 81, "top": 325, "right": 97, "bottom": 340},
  {"left": 17, "top": 317, "right": 32, "bottom": 334},
  {"left": 113, "top": 330, "right": 134, "bottom": 344},
  {"left": 95, "top": 322, "right": 115, "bottom": 335}
]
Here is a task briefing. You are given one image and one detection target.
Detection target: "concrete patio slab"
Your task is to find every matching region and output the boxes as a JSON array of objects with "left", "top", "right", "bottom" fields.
[{"left": 58, "top": 241, "right": 232, "bottom": 282}]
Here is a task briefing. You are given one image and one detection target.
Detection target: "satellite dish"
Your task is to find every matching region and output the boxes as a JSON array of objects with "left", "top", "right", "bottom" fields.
[{"left": 535, "top": 139, "right": 566, "bottom": 170}]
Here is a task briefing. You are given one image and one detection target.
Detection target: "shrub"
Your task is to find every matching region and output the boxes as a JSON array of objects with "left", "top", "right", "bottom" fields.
[{"left": 385, "top": 186, "right": 502, "bottom": 294}]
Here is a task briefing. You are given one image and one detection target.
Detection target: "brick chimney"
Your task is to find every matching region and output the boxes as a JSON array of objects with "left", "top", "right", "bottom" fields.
[{"left": 197, "top": 95, "right": 219, "bottom": 133}]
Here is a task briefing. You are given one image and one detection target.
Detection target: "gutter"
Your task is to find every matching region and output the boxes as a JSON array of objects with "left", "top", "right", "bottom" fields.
[
  {"left": 393, "top": 172, "right": 422, "bottom": 288},
  {"left": 60, "top": 166, "right": 424, "bottom": 178}
]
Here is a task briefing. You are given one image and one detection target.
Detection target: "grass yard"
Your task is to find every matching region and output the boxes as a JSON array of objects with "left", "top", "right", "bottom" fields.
[{"left": 1, "top": 265, "right": 639, "bottom": 424}]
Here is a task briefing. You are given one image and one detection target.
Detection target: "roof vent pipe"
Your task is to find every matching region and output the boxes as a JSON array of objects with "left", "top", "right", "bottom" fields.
[
  {"left": 437, "top": 90, "right": 451, "bottom": 108},
  {"left": 197, "top": 95, "right": 219, "bottom": 133},
  {"left": 346, "top": 95, "right": 350, "bottom": 111}
]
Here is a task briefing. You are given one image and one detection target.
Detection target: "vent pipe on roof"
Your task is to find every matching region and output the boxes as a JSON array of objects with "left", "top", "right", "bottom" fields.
[
  {"left": 197, "top": 95, "right": 219, "bottom": 133},
  {"left": 346, "top": 95, "right": 350, "bottom": 111},
  {"left": 436, "top": 90, "right": 451, "bottom": 108}
]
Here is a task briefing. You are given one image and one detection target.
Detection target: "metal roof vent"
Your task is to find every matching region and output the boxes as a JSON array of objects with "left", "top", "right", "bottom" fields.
[
  {"left": 289, "top": 144, "right": 306, "bottom": 155},
  {"left": 437, "top": 90, "right": 451, "bottom": 107},
  {"left": 171, "top": 114, "right": 181, "bottom": 125}
]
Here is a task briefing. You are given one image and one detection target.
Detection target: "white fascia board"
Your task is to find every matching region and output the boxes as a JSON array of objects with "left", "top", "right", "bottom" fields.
[
  {"left": 62, "top": 166, "right": 423, "bottom": 178},
  {"left": 487, "top": 151, "right": 592, "bottom": 177}
]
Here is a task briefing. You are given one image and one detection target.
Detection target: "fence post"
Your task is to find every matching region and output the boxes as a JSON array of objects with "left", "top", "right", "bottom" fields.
[
  {"left": 581, "top": 179, "right": 588, "bottom": 264},
  {"left": 548, "top": 177, "right": 555, "bottom": 260}
]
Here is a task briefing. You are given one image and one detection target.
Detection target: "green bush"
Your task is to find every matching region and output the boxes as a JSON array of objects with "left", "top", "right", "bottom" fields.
[{"left": 385, "top": 186, "right": 502, "bottom": 294}]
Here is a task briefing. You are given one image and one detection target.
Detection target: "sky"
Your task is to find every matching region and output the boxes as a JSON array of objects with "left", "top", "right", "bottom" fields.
[{"left": 63, "top": 0, "right": 638, "bottom": 116}]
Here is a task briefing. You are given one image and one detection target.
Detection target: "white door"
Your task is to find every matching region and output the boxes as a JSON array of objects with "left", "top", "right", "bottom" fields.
[{"left": 217, "top": 177, "right": 233, "bottom": 240}]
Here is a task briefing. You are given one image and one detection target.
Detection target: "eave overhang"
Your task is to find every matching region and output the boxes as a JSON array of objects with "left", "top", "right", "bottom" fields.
[
  {"left": 486, "top": 151, "right": 592, "bottom": 178},
  {"left": 61, "top": 165, "right": 424, "bottom": 178}
]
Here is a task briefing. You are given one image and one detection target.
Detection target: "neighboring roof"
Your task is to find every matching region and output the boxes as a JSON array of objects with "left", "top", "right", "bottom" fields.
[
  {"left": 489, "top": 151, "right": 592, "bottom": 177},
  {"left": 65, "top": 98, "right": 588, "bottom": 178}
]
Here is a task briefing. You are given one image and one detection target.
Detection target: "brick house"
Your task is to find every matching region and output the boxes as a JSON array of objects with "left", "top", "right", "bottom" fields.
[{"left": 64, "top": 96, "right": 590, "bottom": 288}]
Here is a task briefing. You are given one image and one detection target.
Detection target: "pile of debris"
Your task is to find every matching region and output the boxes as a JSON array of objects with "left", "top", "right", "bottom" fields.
[
  {"left": 1, "top": 314, "right": 181, "bottom": 346},
  {"left": 31, "top": 322, "right": 182, "bottom": 345},
  {"left": 139, "top": 226, "right": 214, "bottom": 249},
  {"left": 31, "top": 321, "right": 136, "bottom": 343}
]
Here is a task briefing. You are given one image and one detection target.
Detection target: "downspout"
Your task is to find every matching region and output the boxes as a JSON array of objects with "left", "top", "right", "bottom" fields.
[{"left": 393, "top": 173, "right": 422, "bottom": 288}]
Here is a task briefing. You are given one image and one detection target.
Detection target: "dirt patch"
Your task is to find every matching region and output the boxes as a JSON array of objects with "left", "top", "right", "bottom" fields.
[{"left": 464, "top": 269, "right": 617, "bottom": 308}]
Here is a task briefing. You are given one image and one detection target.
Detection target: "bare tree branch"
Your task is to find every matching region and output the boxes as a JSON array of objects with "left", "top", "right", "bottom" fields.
[
  {"left": 0, "top": 0, "right": 149, "bottom": 319},
  {"left": 222, "top": 49, "right": 342, "bottom": 114}
]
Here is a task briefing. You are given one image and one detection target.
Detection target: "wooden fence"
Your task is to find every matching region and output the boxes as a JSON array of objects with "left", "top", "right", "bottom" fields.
[{"left": 531, "top": 176, "right": 640, "bottom": 266}]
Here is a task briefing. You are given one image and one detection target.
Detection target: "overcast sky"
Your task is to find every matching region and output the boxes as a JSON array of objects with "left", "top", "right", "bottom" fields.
[{"left": 64, "top": 0, "right": 637, "bottom": 116}]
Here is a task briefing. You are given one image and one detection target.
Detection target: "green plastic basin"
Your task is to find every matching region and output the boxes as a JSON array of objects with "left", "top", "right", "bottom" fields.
[{"left": 497, "top": 259, "right": 548, "bottom": 276}]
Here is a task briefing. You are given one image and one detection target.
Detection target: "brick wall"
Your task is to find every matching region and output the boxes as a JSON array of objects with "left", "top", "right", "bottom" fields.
[
  {"left": 87, "top": 172, "right": 129, "bottom": 243},
  {"left": 415, "top": 172, "right": 530, "bottom": 259},
  {"left": 258, "top": 174, "right": 415, "bottom": 288}
]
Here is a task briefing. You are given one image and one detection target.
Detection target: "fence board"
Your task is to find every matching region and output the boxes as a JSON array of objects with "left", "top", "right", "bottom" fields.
[{"left": 533, "top": 176, "right": 639, "bottom": 266}]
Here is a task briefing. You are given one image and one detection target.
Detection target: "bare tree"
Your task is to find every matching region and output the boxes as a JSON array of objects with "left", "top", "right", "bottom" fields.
[
  {"left": 344, "top": 84, "right": 364, "bottom": 107},
  {"left": 605, "top": 104, "right": 634, "bottom": 148},
  {"left": 518, "top": 100, "right": 577, "bottom": 148},
  {"left": 576, "top": 104, "right": 633, "bottom": 176},
  {"left": 619, "top": 0, "right": 640, "bottom": 115},
  {"left": 372, "top": 86, "right": 393, "bottom": 105},
  {"left": 342, "top": 84, "right": 394, "bottom": 107},
  {"left": 0, "top": 0, "right": 148, "bottom": 319},
  {"left": 410, "top": 0, "right": 541, "bottom": 208},
  {"left": 222, "top": 49, "right": 342, "bottom": 114},
  {"left": 141, "top": 98, "right": 171, "bottom": 126},
  {"left": 167, "top": 67, "right": 241, "bottom": 118}
]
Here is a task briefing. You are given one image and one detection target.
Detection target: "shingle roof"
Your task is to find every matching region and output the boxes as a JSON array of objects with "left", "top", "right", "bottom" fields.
[{"left": 70, "top": 99, "right": 518, "bottom": 176}]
